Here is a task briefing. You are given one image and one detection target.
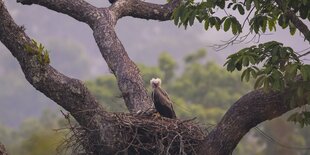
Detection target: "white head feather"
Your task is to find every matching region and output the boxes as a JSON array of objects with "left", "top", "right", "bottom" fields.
[{"left": 150, "top": 78, "right": 162, "bottom": 88}]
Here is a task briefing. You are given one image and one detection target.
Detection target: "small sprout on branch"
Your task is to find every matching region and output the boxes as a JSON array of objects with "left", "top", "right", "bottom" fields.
[{"left": 24, "top": 39, "right": 50, "bottom": 65}]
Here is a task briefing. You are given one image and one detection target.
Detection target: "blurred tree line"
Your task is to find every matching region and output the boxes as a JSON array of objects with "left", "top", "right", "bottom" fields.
[{"left": 0, "top": 50, "right": 309, "bottom": 154}]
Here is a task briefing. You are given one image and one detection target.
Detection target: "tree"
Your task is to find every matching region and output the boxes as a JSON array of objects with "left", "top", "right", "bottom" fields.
[{"left": 0, "top": 0, "right": 310, "bottom": 154}]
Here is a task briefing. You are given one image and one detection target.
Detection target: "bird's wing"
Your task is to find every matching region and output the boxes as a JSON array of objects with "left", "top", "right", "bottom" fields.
[
  {"left": 157, "top": 87, "right": 175, "bottom": 112},
  {"left": 158, "top": 87, "right": 172, "bottom": 102},
  {"left": 153, "top": 88, "right": 176, "bottom": 118}
]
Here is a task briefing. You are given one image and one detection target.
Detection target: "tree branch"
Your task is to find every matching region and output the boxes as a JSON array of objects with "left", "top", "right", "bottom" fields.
[
  {"left": 91, "top": 11, "right": 153, "bottom": 112},
  {"left": 275, "top": 0, "right": 310, "bottom": 43},
  {"left": 17, "top": 0, "right": 100, "bottom": 27},
  {"left": 109, "top": 0, "right": 181, "bottom": 21},
  {"left": 199, "top": 86, "right": 306, "bottom": 154},
  {"left": 0, "top": 0, "right": 104, "bottom": 129},
  {"left": 17, "top": 0, "right": 154, "bottom": 112}
]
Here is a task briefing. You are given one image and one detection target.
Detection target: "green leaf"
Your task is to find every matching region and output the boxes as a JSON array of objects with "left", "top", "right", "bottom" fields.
[
  {"left": 236, "top": 61, "right": 242, "bottom": 71},
  {"left": 241, "top": 69, "right": 248, "bottom": 81},
  {"left": 242, "top": 56, "right": 249, "bottom": 66},
  {"left": 189, "top": 11, "right": 196, "bottom": 26},
  {"left": 263, "top": 77, "right": 270, "bottom": 92},
  {"left": 287, "top": 112, "right": 298, "bottom": 122},
  {"left": 285, "top": 63, "right": 298, "bottom": 80},
  {"left": 237, "top": 4, "right": 245, "bottom": 15},
  {"left": 248, "top": 56, "right": 256, "bottom": 64},
  {"left": 245, "top": 0, "right": 252, "bottom": 10},
  {"left": 227, "top": 61, "right": 236, "bottom": 72},
  {"left": 301, "top": 65, "right": 310, "bottom": 81},
  {"left": 172, "top": 6, "right": 181, "bottom": 25},
  {"left": 289, "top": 22, "right": 297, "bottom": 35},
  {"left": 217, "top": 0, "right": 225, "bottom": 9},
  {"left": 204, "top": 19, "right": 209, "bottom": 30},
  {"left": 254, "top": 75, "right": 265, "bottom": 89},
  {"left": 245, "top": 69, "right": 251, "bottom": 82},
  {"left": 209, "top": 17, "right": 216, "bottom": 27},
  {"left": 251, "top": 68, "right": 257, "bottom": 78},
  {"left": 268, "top": 19, "right": 275, "bottom": 31},
  {"left": 224, "top": 17, "right": 231, "bottom": 32},
  {"left": 253, "top": 0, "right": 260, "bottom": 9},
  {"left": 215, "top": 19, "right": 221, "bottom": 31},
  {"left": 278, "top": 14, "right": 288, "bottom": 29},
  {"left": 261, "top": 17, "right": 267, "bottom": 33},
  {"left": 232, "top": 21, "right": 238, "bottom": 35}
]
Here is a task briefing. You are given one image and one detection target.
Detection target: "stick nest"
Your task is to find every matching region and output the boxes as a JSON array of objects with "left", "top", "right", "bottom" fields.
[{"left": 59, "top": 113, "right": 208, "bottom": 155}]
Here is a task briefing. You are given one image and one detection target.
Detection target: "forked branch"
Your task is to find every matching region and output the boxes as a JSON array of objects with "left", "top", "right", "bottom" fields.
[{"left": 0, "top": 0, "right": 103, "bottom": 129}]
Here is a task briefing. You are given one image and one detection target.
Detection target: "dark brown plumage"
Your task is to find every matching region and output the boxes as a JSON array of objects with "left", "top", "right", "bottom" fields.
[
  {"left": 108, "top": 0, "right": 117, "bottom": 4},
  {"left": 151, "top": 78, "right": 176, "bottom": 119}
]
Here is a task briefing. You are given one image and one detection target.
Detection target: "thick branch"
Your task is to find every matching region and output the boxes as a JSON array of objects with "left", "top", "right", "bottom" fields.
[
  {"left": 275, "top": 0, "right": 310, "bottom": 43},
  {"left": 91, "top": 10, "right": 153, "bottom": 112},
  {"left": 17, "top": 0, "right": 100, "bottom": 26},
  {"left": 109, "top": 0, "right": 181, "bottom": 20},
  {"left": 0, "top": 1, "right": 104, "bottom": 129},
  {"left": 199, "top": 87, "right": 305, "bottom": 154},
  {"left": 17, "top": 0, "right": 153, "bottom": 112}
]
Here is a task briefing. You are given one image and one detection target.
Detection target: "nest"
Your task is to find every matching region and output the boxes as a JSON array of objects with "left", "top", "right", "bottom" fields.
[{"left": 58, "top": 112, "right": 208, "bottom": 155}]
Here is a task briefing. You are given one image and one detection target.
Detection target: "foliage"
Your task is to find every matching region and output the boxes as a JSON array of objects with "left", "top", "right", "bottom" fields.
[
  {"left": 158, "top": 52, "right": 177, "bottom": 82},
  {"left": 172, "top": 0, "right": 310, "bottom": 38},
  {"left": 24, "top": 39, "right": 50, "bottom": 65},
  {"left": 0, "top": 110, "right": 67, "bottom": 155},
  {"left": 171, "top": 0, "right": 310, "bottom": 127}
]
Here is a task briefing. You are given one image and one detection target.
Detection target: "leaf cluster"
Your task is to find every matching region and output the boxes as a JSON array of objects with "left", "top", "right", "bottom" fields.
[
  {"left": 172, "top": 0, "right": 310, "bottom": 40},
  {"left": 172, "top": 0, "right": 243, "bottom": 34},
  {"left": 24, "top": 39, "right": 50, "bottom": 65},
  {"left": 224, "top": 40, "right": 310, "bottom": 126},
  {"left": 288, "top": 111, "right": 310, "bottom": 128}
]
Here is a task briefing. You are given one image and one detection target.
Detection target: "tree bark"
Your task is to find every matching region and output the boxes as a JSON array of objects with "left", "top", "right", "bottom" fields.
[
  {"left": 0, "top": 0, "right": 106, "bottom": 130},
  {"left": 17, "top": 0, "right": 154, "bottom": 113},
  {"left": 198, "top": 88, "right": 305, "bottom": 154},
  {"left": 0, "top": 0, "right": 309, "bottom": 154}
]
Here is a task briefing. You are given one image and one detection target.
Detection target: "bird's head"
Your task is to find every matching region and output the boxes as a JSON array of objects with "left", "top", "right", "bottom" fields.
[{"left": 150, "top": 78, "right": 161, "bottom": 88}]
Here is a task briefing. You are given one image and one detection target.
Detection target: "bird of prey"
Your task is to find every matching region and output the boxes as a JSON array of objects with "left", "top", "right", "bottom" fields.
[{"left": 150, "top": 78, "right": 176, "bottom": 119}]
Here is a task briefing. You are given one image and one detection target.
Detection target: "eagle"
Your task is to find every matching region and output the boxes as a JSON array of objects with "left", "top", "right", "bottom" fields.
[{"left": 150, "top": 78, "right": 176, "bottom": 119}]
